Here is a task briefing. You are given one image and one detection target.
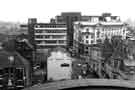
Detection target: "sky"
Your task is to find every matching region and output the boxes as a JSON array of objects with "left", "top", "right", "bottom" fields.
[{"left": 0, "top": 0, "right": 135, "bottom": 23}]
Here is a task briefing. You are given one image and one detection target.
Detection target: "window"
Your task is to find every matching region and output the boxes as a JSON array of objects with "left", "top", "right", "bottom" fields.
[
  {"left": 86, "top": 40, "right": 89, "bottom": 44},
  {"left": 61, "top": 63, "right": 70, "bottom": 67},
  {"left": 85, "top": 47, "right": 88, "bottom": 50},
  {"left": 85, "top": 51, "right": 88, "bottom": 54},
  {"left": 59, "top": 40, "right": 64, "bottom": 43},
  {"left": 96, "top": 39, "right": 102, "bottom": 44},
  {"left": 91, "top": 40, "right": 94, "bottom": 44},
  {"left": 15, "top": 68, "right": 24, "bottom": 80},
  {"left": 97, "top": 31, "right": 100, "bottom": 38},
  {"left": 86, "top": 28, "right": 89, "bottom": 32},
  {"left": 45, "top": 35, "right": 50, "bottom": 38},
  {"left": 91, "top": 34, "right": 94, "bottom": 38},
  {"left": 86, "top": 35, "right": 89, "bottom": 38},
  {"left": 35, "top": 35, "right": 43, "bottom": 38}
]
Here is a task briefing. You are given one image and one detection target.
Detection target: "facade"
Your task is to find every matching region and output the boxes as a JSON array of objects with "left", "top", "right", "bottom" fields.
[
  {"left": 27, "top": 18, "right": 67, "bottom": 49},
  {"left": 73, "top": 13, "right": 127, "bottom": 55},
  {"left": 34, "top": 23, "right": 67, "bottom": 49},
  {"left": 55, "top": 12, "right": 82, "bottom": 49},
  {"left": 47, "top": 47, "right": 73, "bottom": 81},
  {"left": 28, "top": 18, "right": 37, "bottom": 48}
]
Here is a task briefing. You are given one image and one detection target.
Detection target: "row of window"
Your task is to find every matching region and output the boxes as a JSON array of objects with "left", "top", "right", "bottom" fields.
[
  {"left": 82, "top": 39, "right": 102, "bottom": 44},
  {"left": 35, "top": 30, "right": 67, "bottom": 33},
  {"left": 35, "top": 35, "right": 66, "bottom": 39},
  {"left": 82, "top": 40, "right": 94, "bottom": 44},
  {"left": 36, "top": 40, "right": 66, "bottom": 44},
  {"left": 84, "top": 27, "right": 124, "bottom": 32},
  {"left": 34, "top": 25, "right": 66, "bottom": 28},
  {"left": 85, "top": 34, "right": 95, "bottom": 39}
]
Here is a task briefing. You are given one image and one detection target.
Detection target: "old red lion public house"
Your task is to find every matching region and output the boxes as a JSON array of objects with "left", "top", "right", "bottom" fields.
[{"left": 0, "top": 49, "right": 31, "bottom": 90}]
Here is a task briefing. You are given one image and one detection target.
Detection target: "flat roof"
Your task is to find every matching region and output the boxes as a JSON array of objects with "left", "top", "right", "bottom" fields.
[{"left": 74, "top": 21, "right": 125, "bottom": 26}]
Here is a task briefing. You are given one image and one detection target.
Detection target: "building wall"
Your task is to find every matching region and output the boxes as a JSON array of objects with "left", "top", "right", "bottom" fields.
[
  {"left": 55, "top": 12, "right": 82, "bottom": 48},
  {"left": 73, "top": 13, "right": 127, "bottom": 56},
  {"left": 32, "top": 23, "right": 67, "bottom": 49},
  {"left": 47, "top": 50, "right": 72, "bottom": 81},
  {"left": 28, "top": 18, "right": 37, "bottom": 48},
  {"left": 74, "top": 23, "right": 127, "bottom": 45}
]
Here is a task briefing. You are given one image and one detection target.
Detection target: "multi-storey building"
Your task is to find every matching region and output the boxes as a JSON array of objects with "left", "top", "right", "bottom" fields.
[
  {"left": 73, "top": 13, "right": 127, "bottom": 55},
  {"left": 34, "top": 23, "right": 67, "bottom": 49},
  {"left": 55, "top": 12, "right": 81, "bottom": 49}
]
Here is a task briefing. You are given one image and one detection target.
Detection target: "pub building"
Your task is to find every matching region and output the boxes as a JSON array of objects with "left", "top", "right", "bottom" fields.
[{"left": 0, "top": 49, "right": 31, "bottom": 90}]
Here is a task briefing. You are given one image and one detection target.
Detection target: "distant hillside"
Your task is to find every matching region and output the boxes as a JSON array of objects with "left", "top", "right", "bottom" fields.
[{"left": 0, "top": 21, "right": 22, "bottom": 35}]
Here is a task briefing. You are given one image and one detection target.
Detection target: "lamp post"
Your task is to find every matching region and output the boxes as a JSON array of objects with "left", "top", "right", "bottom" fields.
[{"left": 8, "top": 56, "right": 14, "bottom": 89}]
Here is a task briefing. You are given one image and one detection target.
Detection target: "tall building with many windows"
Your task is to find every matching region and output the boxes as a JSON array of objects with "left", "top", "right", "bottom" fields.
[
  {"left": 55, "top": 12, "right": 81, "bottom": 49},
  {"left": 73, "top": 13, "right": 127, "bottom": 56},
  {"left": 34, "top": 23, "right": 67, "bottom": 49}
]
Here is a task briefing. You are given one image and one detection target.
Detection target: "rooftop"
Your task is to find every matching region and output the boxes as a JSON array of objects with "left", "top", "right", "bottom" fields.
[{"left": 74, "top": 21, "right": 125, "bottom": 26}]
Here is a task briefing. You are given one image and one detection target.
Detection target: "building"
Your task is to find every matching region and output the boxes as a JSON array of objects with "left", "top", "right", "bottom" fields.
[
  {"left": 47, "top": 47, "right": 73, "bottom": 81},
  {"left": 73, "top": 13, "right": 127, "bottom": 56},
  {"left": 34, "top": 23, "right": 67, "bottom": 49},
  {"left": 55, "top": 12, "right": 82, "bottom": 49},
  {"left": 27, "top": 18, "right": 67, "bottom": 49},
  {"left": 0, "top": 49, "right": 31, "bottom": 90},
  {"left": 28, "top": 18, "right": 37, "bottom": 48}
]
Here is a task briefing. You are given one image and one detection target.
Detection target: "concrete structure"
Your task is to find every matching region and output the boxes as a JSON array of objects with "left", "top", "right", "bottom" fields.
[
  {"left": 27, "top": 18, "right": 67, "bottom": 49},
  {"left": 55, "top": 12, "right": 82, "bottom": 48},
  {"left": 73, "top": 13, "right": 127, "bottom": 55},
  {"left": 34, "top": 23, "right": 67, "bottom": 49},
  {"left": 47, "top": 47, "right": 73, "bottom": 81}
]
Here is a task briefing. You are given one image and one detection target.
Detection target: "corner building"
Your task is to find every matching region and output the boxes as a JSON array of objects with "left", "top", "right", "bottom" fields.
[
  {"left": 73, "top": 13, "right": 127, "bottom": 55},
  {"left": 34, "top": 23, "right": 67, "bottom": 49}
]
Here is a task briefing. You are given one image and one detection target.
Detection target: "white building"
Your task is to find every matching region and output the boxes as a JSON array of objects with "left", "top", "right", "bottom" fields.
[
  {"left": 73, "top": 13, "right": 127, "bottom": 55},
  {"left": 47, "top": 47, "right": 73, "bottom": 81},
  {"left": 34, "top": 23, "right": 67, "bottom": 49}
]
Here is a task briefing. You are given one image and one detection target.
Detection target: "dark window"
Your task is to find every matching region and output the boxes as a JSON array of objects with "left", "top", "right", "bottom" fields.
[
  {"left": 91, "top": 40, "right": 94, "bottom": 44},
  {"left": 85, "top": 47, "right": 88, "bottom": 49},
  {"left": 96, "top": 39, "right": 102, "bottom": 44},
  {"left": 97, "top": 31, "right": 100, "bottom": 38},
  {"left": 45, "top": 35, "right": 50, "bottom": 38},
  {"left": 0, "top": 69, "right": 3, "bottom": 75},
  {"left": 59, "top": 40, "right": 65, "bottom": 43},
  {"left": 86, "top": 35, "right": 89, "bottom": 38},
  {"left": 91, "top": 34, "right": 94, "bottom": 38},
  {"left": 86, "top": 28, "right": 89, "bottom": 32},
  {"left": 15, "top": 68, "right": 24, "bottom": 80},
  {"left": 86, "top": 40, "right": 89, "bottom": 44},
  {"left": 61, "top": 63, "right": 70, "bottom": 67}
]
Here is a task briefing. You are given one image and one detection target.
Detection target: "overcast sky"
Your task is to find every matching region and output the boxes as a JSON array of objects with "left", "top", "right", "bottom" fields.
[{"left": 0, "top": 0, "right": 135, "bottom": 23}]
